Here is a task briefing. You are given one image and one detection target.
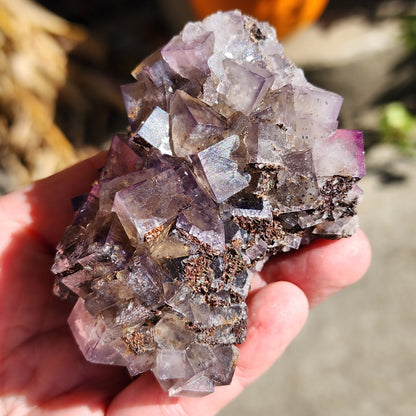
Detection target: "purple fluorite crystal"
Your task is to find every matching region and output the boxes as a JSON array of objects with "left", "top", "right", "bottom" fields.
[{"left": 52, "top": 10, "right": 365, "bottom": 397}]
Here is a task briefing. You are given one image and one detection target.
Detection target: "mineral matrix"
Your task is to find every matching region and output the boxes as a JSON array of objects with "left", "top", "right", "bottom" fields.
[{"left": 52, "top": 11, "right": 365, "bottom": 397}]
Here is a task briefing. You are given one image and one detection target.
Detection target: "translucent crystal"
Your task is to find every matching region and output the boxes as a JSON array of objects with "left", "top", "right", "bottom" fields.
[
  {"left": 52, "top": 10, "right": 365, "bottom": 397},
  {"left": 191, "top": 135, "right": 251, "bottom": 203},
  {"left": 112, "top": 169, "right": 191, "bottom": 241},
  {"left": 221, "top": 59, "right": 274, "bottom": 115},
  {"left": 68, "top": 299, "right": 126, "bottom": 366},
  {"left": 122, "top": 262, "right": 164, "bottom": 309},
  {"left": 154, "top": 313, "right": 196, "bottom": 349},
  {"left": 176, "top": 205, "right": 225, "bottom": 252},
  {"left": 169, "top": 372, "right": 215, "bottom": 397},
  {"left": 100, "top": 134, "right": 140, "bottom": 180},
  {"left": 161, "top": 31, "right": 215, "bottom": 81},
  {"left": 313, "top": 129, "right": 365, "bottom": 178},
  {"left": 99, "top": 168, "right": 157, "bottom": 213},
  {"left": 170, "top": 90, "right": 227, "bottom": 157}
]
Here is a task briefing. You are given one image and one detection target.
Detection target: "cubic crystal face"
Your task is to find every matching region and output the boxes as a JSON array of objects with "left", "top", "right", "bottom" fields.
[{"left": 52, "top": 10, "right": 365, "bottom": 397}]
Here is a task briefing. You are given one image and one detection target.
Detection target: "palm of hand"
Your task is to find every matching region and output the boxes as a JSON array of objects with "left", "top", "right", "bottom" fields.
[
  {"left": 0, "top": 161, "right": 129, "bottom": 415},
  {"left": 0, "top": 154, "right": 371, "bottom": 416}
]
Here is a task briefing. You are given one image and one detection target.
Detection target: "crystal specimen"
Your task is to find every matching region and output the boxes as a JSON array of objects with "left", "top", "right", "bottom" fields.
[{"left": 52, "top": 10, "right": 365, "bottom": 397}]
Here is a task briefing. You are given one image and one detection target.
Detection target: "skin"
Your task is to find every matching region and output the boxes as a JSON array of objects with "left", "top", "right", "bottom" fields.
[{"left": 0, "top": 152, "right": 371, "bottom": 416}]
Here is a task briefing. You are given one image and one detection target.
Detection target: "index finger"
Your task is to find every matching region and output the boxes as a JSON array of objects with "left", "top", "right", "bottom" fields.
[
  {"left": 0, "top": 152, "right": 108, "bottom": 251},
  {"left": 259, "top": 228, "right": 371, "bottom": 307}
]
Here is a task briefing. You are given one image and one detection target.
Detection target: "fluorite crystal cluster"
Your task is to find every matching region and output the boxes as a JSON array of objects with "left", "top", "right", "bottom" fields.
[{"left": 52, "top": 11, "right": 365, "bottom": 397}]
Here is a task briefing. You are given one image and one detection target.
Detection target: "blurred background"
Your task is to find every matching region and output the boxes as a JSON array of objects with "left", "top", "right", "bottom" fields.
[{"left": 1, "top": 0, "right": 415, "bottom": 414}]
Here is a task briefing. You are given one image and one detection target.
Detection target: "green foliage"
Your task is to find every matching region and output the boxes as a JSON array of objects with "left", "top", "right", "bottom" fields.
[
  {"left": 379, "top": 102, "right": 416, "bottom": 156},
  {"left": 403, "top": 15, "right": 416, "bottom": 51}
]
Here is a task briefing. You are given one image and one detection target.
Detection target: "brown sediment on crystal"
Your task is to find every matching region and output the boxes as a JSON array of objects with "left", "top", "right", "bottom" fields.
[
  {"left": 229, "top": 292, "right": 245, "bottom": 305},
  {"left": 205, "top": 293, "right": 229, "bottom": 307},
  {"left": 317, "top": 176, "right": 359, "bottom": 220},
  {"left": 323, "top": 177, "right": 357, "bottom": 202},
  {"left": 183, "top": 254, "right": 214, "bottom": 295},
  {"left": 230, "top": 238, "right": 244, "bottom": 251},
  {"left": 233, "top": 216, "right": 285, "bottom": 245},
  {"left": 197, "top": 311, "right": 247, "bottom": 345},
  {"left": 231, "top": 317, "right": 248, "bottom": 344},
  {"left": 252, "top": 166, "right": 282, "bottom": 197},
  {"left": 197, "top": 325, "right": 216, "bottom": 341},
  {"left": 144, "top": 225, "right": 165, "bottom": 243},
  {"left": 123, "top": 328, "right": 156, "bottom": 353},
  {"left": 322, "top": 176, "right": 355, "bottom": 197},
  {"left": 176, "top": 228, "right": 216, "bottom": 256},
  {"left": 220, "top": 249, "right": 247, "bottom": 284}
]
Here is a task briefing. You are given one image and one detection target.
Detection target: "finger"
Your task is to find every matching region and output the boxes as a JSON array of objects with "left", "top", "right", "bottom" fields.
[
  {"left": 107, "top": 281, "right": 309, "bottom": 416},
  {"left": 0, "top": 152, "right": 107, "bottom": 250},
  {"left": 260, "top": 228, "right": 371, "bottom": 308}
]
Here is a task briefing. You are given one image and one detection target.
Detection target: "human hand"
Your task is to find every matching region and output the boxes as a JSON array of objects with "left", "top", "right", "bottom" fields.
[{"left": 0, "top": 153, "right": 371, "bottom": 415}]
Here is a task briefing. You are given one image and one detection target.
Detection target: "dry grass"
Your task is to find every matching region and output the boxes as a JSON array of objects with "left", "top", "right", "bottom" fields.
[{"left": 0, "top": 0, "right": 121, "bottom": 192}]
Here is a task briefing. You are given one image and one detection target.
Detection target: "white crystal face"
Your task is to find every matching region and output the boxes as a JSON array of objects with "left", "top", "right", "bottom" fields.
[
  {"left": 53, "top": 10, "right": 365, "bottom": 398},
  {"left": 313, "top": 129, "right": 365, "bottom": 177},
  {"left": 138, "top": 106, "right": 172, "bottom": 155}
]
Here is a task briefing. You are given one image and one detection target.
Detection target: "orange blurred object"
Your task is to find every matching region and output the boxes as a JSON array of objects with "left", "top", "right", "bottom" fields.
[{"left": 189, "top": 0, "right": 329, "bottom": 38}]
